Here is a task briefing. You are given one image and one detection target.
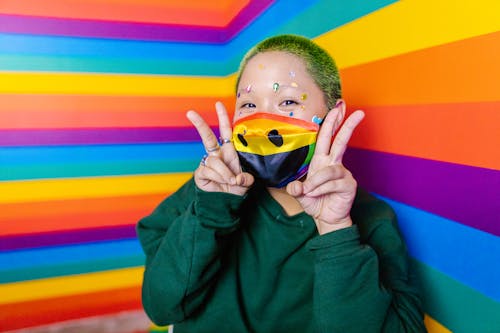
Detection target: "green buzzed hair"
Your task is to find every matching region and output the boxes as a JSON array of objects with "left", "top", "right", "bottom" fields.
[{"left": 236, "top": 34, "right": 341, "bottom": 110}]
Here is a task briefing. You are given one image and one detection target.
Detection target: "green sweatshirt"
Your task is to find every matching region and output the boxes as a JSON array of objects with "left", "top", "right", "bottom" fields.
[{"left": 137, "top": 178, "right": 426, "bottom": 333}]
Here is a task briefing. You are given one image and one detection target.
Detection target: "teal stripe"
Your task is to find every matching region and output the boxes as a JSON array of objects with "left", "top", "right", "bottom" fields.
[
  {"left": 0, "top": 258, "right": 144, "bottom": 283},
  {"left": 412, "top": 259, "right": 500, "bottom": 332},
  {"left": 2, "top": 160, "right": 198, "bottom": 181},
  {"left": 0, "top": 55, "right": 230, "bottom": 76}
]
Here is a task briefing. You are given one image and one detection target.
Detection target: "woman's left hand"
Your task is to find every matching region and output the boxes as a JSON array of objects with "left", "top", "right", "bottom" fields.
[{"left": 286, "top": 103, "right": 365, "bottom": 235}]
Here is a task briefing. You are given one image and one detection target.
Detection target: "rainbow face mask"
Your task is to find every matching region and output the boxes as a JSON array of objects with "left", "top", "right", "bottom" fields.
[{"left": 232, "top": 112, "right": 319, "bottom": 188}]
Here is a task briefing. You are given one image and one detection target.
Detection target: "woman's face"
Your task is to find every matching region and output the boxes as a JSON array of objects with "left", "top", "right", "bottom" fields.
[{"left": 234, "top": 51, "right": 329, "bottom": 124}]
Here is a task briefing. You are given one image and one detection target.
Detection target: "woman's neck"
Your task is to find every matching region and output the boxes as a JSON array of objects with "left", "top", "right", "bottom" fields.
[{"left": 267, "top": 187, "right": 304, "bottom": 216}]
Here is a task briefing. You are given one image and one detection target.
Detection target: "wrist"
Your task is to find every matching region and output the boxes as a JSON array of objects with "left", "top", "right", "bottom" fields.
[{"left": 315, "top": 216, "right": 353, "bottom": 235}]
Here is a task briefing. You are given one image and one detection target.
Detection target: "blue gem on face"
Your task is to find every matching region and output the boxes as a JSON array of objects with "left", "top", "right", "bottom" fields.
[{"left": 312, "top": 115, "right": 323, "bottom": 125}]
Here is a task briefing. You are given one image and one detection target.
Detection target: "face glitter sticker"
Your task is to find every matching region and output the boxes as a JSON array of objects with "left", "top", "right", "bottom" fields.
[
  {"left": 289, "top": 71, "right": 296, "bottom": 78},
  {"left": 289, "top": 112, "right": 294, "bottom": 117},
  {"left": 312, "top": 115, "right": 323, "bottom": 125},
  {"left": 300, "top": 93, "right": 307, "bottom": 100},
  {"left": 291, "top": 82, "right": 299, "bottom": 88},
  {"left": 258, "top": 64, "right": 265, "bottom": 70},
  {"left": 246, "top": 84, "right": 252, "bottom": 93},
  {"left": 273, "top": 82, "right": 280, "bottom": 92},
  {"left": 237, "top": 92, "right": 241, "bottom": 98}
]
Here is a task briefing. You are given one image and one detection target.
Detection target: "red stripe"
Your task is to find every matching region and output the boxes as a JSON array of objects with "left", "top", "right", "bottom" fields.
[{"left": 0, "top": 286, "right": 142, "bottom": 331}]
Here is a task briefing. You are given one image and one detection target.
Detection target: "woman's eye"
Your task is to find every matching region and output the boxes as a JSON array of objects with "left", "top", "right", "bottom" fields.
[
  {"left": 241, "top": 102, "right": 256, "bottom": 108},
  {"left": 280, "top": 100, "right": 298, "bottom": 107}
]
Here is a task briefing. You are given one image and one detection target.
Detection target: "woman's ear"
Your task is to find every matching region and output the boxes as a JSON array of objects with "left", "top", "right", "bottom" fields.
[
  {"left": 331, "top": 99, "right": 346, "bottom": 127},
  {"left": 333, "top": 99, "right": 346, "bottom": 123}
]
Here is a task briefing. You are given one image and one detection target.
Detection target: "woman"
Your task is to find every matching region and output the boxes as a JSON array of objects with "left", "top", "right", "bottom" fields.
[{"left": 137, "top": 34, "right": 426, "bottom": 333}]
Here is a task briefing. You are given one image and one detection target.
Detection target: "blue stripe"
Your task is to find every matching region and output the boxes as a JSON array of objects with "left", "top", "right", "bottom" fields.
[
  {"left": 0, "top": 0, "right": 395, "bottom": 75},
  {"left": 1, "top": 142, "right": 204, "bottom": 165},
  {"left": 375, "top": 194, "right": 500, "bottom": 302},
  {"left": 0, "top": 239, "right": 145, "bottom": 283},
  {"left": 1, "top": 143, "right": 205, "bottom": 180},
  {"left": 0, "top": 239, "right": 142, "bottom": 270}
]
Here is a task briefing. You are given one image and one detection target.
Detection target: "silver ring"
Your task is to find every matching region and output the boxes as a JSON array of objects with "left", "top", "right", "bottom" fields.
[
  {"left": 200, "top": 154, "right": 208, "bottom": 166},
  {"left": 206, "top": 145, "right": 220, "bottom": 153},
  {"left": 219, "top": 137, "right": 233, "bottom": 145}
]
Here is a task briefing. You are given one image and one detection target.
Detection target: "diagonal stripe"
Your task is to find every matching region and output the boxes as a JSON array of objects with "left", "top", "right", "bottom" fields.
[
  {"left": 411, "top": 259, "right": 500, "bottom": 332},
  {"left": 0, "top": 224, "right": 137, "bottom": 251},
  {"left": 0, "top": 286, "right": 142, "bottom": 331},
  {"left": 0, "top": 95, "right": 234, "bottom": 129},
  {"left": 340, "top": 31, "right": 500, "bottom": 105},
  {"left": 0, "top": 0, "right": 250, "bottom": 27},
  {"left": 1, "top": 143, "right": 203, "bottom": 181},
  {"left": 316, "top": 0, "right": 500, "bottom": 68},
  {"left": 0, "top": 127, "right": 206, "bottom": 146},
  {"left": 0, "top": 0, "right": 273, "bottom": 42},
  {"left": 0, "top": 266, "right": 143, "bottom": 304},
  {"left": 0, "top": 194, "right": 166, "bottom": 235},
  {"left": 0, "top": 72, "right": 235, "bottom": 96},
  {"left": 345, "top": 148, "right": 500, "bottom": 236},
  {"left": 375, "top": 194, "right": 500, "bottom": 302},
  {"left": 0, "top": 173, "right": 192, "bottom": 203},
  {"left": 347, "top": 101, "right": 500, "bottom": 170},
  {"left": 0, "top": 239, "right": 144, "bottom": 283},
  {"left": 0, "top": 0, "right": 395, "bottom": 75}
]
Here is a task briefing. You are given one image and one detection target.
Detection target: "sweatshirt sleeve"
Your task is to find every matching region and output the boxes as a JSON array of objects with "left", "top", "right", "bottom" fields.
[
  {"left": 307, "top": 190, "right": 427, "bottom": 333},
  {"left": 136, "top": 178, "right": 246, "bottom": 326}
]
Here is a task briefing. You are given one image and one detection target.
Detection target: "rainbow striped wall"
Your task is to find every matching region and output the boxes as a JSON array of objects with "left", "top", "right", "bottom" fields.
[{"left": 1, "top": 0, "right": 499, "bottom": 332}]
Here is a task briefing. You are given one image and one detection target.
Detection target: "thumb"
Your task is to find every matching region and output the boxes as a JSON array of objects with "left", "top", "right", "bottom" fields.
[
  {"left": 286, "top": 180, "right": 304, "bottom": 197},
  {"left": 236, "top": 172, "right": 255, "bottom": 187}
]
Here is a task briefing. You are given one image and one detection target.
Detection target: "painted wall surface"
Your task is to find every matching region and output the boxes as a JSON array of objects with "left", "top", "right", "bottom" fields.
[{"left": 1, "top": 0, "right": 499, "bottom": 332}]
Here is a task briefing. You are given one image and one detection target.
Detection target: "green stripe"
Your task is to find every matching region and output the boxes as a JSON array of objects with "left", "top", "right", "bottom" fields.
[
  {"left": 412, "top": 259, "right": 500, "bottom": 332},
  {"left": 2, "top": 160, "right": 198, "bottom": 181}
]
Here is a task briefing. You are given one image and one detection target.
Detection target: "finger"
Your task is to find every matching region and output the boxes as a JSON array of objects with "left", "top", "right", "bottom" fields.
[
  {"left": 305, "top": 178, "right": 356, "bottom": 198},
  {"left": 302, "top": 165, "right": 347, "bottom": 194},
  {"left": 204, "top": 155, "right": 236, "bottom": 185},
  {"left": 186, "top": 110, "right": 220, "bottom": 155},
  {"left": 235, "top": 172, "right": 255, "bottom": 187},
  {"left": 216, "top": 102, "right": 233, "bottom": 146},
  {"left": 196, "top": 163, "right": 229, "bottom": 185},
  {"left": 330, "top": 110, "right": 365, "bottom": 164},
  {"left": 314, "top": 108, "right": 341, "bottom": 156},
  {"left": 286, "top": 180, "right": 304, "bottom": 197},
  {"left": 215, "top": 102, "right": 241, "bottom": 173}
]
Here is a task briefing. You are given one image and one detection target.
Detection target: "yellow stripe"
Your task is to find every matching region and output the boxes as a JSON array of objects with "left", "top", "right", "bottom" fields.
[
  {"left": 0, "top": 267, "right": 143, "bottom": 304},
  {"left": 0, "top": 173, "right": 191, "bottom": 204},
  {"left": 0, "top": 72, "right": 236, "bottom": 96},
  {"left": 425, "top": 314, "right": 452, "bottom": 333},
  {"left": 316, "top": 0, "right": 500, "bottom": 68}
]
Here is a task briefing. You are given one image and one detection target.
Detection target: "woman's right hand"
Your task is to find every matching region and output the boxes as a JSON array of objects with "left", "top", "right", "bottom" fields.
[{"left": 187, "top": 101, "right": 254, "bottom": 196}]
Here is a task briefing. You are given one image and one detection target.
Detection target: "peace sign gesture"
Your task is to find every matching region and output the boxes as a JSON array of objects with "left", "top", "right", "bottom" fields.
[
  {"left": 286, "top": 102, "right": 365, "bottom": 235},
  {"left": 187, "top": 101, "right": 254, "bottom": 196}
]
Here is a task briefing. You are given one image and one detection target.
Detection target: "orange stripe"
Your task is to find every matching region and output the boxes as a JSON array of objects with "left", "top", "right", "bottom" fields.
[
  {"left": 0, "top": 286, "right": 142, "bottom": 331},
  {"left": 0, "top": 95, "right": 235, "bottom": 129},
  {"left": 0, "top": 0, "right": 250, "bottom": 27},
  {"left": 341, "top": 31, "right": 500, "bottom": 105},
  {"left": 348, "top": 101, "right": 500, "bottom": 170},
  {"left": 0, "top": 194, "right": 167, "bottom": 235}
]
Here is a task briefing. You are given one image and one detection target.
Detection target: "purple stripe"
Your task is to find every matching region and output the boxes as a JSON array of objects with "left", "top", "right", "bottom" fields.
[
  {"left": 0, "top": 127, "right": 217, "bottom": 146},
  {"left": 344, "top": 148, "right": 500, "bottom": 236},
  {"left": 0, "top": 1, "right": 273, "bottom": 42},
  {"left": 0, "top": 225, "right": 137, "bottom": 251}
]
